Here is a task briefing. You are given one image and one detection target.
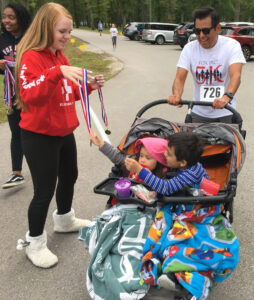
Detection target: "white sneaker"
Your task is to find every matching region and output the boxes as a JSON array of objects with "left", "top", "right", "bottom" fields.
[
  {"left": 21, "top": 231, "right": 58, "bottom": 268},
  {"left": 157, "top": 274, "right": 181, "bottom": 292},
  {"left": 53, "top": 208, "right": 91, "bottom": 233}
]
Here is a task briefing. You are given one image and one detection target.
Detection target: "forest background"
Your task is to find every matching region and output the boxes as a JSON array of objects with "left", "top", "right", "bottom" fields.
[{"left": 1, "top": 0, "right": 254, "bottom": 30}]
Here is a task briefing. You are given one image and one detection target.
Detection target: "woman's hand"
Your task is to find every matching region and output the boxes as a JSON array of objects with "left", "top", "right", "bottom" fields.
[
  {"left": 60, "top": 65, "right": 83, "bottom": 86},
  {"left": 89, "top": 129, "right": 104, "bottom": 147},
  {"left": 60, "top": 66, "right": 104, "bottom": 90},
  {"left": 0, "top": 60, "right": 6, "bottom": 71},
  {"left": 88, "top": 74, "right": 104, "bottom": 90},
  {"left": 125, "top": 158, "right": 142, "bottom": 175}
]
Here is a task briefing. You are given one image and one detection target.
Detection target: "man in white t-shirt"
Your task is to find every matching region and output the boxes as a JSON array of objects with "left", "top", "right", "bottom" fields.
[
  {"left": 110, "top": 24, "right": 118, "bottom": 50},
  {"left": 168, "top": 7, "right": 246, "bottom": 123}
]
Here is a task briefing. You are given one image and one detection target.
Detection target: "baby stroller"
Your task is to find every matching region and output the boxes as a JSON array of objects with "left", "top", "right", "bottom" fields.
[{"left": 80, "top": 100, "right": 246, "bottom": 300}]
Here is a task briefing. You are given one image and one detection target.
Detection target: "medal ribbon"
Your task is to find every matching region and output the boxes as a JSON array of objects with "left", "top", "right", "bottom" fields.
[
  {"left": 79, "top": 68, "right": 91, "bottom": 132},
  {"left": 3, "top": 59, "right": 15, "bottom": 106},
  {"left": 98, "top": 85, "right": 108, "bottom": 127},
  {"left": 79, "top": 68, "right": 109, "bottom": 132}
]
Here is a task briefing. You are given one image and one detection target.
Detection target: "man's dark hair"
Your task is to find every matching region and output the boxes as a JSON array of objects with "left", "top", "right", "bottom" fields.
[
  {"left": 193, "top": 7, "right": 220, "bottom": 28},
  {"left": 168, "top": 132, "right": 205, "bottom": 167},
  {"left": 1, "top": 2, "right": 31, "bottom": 35}
]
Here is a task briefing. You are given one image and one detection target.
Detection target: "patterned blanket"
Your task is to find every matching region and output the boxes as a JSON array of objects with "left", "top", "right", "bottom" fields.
[
  {"left": 139, "top": 204, "right": 239, "bottom": 300},
  {"left": 79, "top": 204, "right": 156, "bottom": 300}
]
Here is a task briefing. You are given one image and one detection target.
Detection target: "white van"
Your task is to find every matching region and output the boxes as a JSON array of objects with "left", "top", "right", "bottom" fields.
[{"left": 142, "top": 22, "right": 179, "bottom": 44}]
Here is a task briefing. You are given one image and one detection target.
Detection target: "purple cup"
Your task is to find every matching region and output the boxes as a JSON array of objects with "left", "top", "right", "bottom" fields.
[{"left": 114, "top": 178, "right": 131, "bottom": 198}]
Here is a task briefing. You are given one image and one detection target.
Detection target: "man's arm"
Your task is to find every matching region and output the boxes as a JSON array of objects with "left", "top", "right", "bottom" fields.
[
  {"left": 167, "top": 67, "right": 188, "bottom": 106},
  {"left": 213, "top": 62, "right": 243, "bottom": 109}
]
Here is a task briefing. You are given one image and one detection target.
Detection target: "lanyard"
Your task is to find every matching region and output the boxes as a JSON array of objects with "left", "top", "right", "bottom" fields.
[
  {"left": 79, "top": 68, "right": 110, "bottom": 134},
  {"left": 3, "top": 59, "right": 15, "bottom": 106}
]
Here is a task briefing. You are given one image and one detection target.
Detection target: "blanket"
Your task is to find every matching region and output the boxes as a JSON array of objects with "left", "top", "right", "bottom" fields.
[
  {"left": 79, "top": 204, "right": 156, "bottom": 300},
  {"left": 139, "top": 204, "right": 239, "bottom": 300}
]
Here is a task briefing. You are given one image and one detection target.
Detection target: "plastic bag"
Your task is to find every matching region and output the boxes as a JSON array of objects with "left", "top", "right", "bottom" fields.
[{"left": 131, "top": 184, "right": 157, "bottom": 204}]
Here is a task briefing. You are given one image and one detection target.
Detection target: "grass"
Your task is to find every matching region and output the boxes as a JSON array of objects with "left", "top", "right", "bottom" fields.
[{"left": 0, "top": 36, "right": 117, "bottom": 123}]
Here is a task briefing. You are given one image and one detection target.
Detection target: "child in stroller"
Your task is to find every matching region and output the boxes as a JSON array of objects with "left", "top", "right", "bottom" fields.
[
  {"left": 80, "top": 100, "right": 245, "bottom": 300},
  {"left": 125, "top": 131, "right": 239, "bottom": 300}
]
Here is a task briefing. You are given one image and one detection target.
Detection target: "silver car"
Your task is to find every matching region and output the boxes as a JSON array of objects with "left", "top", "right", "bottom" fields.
[{"left": 142, "top": 22, "right": 179, "bottom": 45}]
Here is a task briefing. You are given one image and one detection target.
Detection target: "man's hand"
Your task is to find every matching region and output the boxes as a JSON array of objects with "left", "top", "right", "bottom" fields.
[
  {"left": 167, "top": 95, "right": 182, "bottom": 107},
  {"left": 213, "top": 95, "right": 230, "bottom": 109},
  {"left": 89, "top": 129, "right": 104, "bottom": 147},
  {"left": 125, "top": 158, "right": 142, "bottom": 175}
]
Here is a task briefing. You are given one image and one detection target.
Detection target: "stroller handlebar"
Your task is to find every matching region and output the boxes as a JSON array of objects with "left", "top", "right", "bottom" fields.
[{"left": 135, "top": 99, "right": 242, "bottom": 125}]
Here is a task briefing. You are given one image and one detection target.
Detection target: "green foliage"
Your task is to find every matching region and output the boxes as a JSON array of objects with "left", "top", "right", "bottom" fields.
[{"left": 15, "top": 0, "right": 254, "bottom": 27}]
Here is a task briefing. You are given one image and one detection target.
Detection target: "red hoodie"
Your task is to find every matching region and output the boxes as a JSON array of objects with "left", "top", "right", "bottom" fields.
[{"left": 19, "top": 49, "right": 93, "bottom": 136}]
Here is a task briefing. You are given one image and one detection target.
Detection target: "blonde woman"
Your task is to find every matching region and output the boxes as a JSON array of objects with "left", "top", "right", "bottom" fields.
[{"left": 15, "top": 2, "right": 104, "bottom": 268}]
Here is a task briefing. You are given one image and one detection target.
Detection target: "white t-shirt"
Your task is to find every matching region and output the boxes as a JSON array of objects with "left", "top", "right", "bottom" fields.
[
  {"left": 177, "top": 35, "right": 246, "bottom": 118},
  {"left": 110, "top": 28, "right": 118, "bottom": 37}
]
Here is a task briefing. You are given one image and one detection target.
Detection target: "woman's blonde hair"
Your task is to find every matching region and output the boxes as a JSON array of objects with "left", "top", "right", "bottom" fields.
[{"left": 15, "top": 2, "right": 72, "bottom": 110}]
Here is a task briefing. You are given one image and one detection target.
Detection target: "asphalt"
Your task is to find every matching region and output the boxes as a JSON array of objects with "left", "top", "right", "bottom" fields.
[{"left": 0, "top": 30, "right": 253, "bottom": 300}]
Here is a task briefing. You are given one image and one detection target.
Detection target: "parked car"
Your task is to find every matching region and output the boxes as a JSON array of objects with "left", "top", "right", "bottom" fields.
[
  {"left": 173, "top": 22, "right": 194, "bottom": 48},
  {"left": 142, "top": 22, "right": 179, "bottom": 45},
  {"left": 123, "top": 22, "right": 144, "bottom": 40},
  {"left": 224, "top": 22, "right": 254, "bottom": 26},
  {"left": 221, "top": 25, "right": 254, "bottom": 60}
]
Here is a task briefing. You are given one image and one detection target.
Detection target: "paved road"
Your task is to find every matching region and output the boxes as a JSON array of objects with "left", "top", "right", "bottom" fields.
[{"left": 0, "top": 30, "right": 253, "bottom": 300}]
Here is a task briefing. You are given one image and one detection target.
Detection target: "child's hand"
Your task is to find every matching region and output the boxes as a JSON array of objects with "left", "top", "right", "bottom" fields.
[
  {"left": 90, "top": 129, "right": 104, "bottom": 147},
  {"left": 125, "top": 158, "right": 142, "bottom": 175}
]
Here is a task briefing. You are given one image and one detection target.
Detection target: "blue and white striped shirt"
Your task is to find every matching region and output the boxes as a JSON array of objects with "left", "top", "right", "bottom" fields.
[{"left": 138, "top": 162, "right": 209, "bottom": 195}]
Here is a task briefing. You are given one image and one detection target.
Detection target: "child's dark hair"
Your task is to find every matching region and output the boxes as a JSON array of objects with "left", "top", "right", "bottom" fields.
[
  {"left": 168, "top": 132, "right": 204, "bottom": 167},
  {"left": 1, "top": 3, "right": 31, "bottom": 34}
]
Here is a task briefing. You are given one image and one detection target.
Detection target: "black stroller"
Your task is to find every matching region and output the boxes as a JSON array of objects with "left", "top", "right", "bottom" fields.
[
  {"left": 81, "top": 100, "right": 246, "bottom": 300},
  {"left": 95, "top": 100, "right": 245, "bottom": 223}
]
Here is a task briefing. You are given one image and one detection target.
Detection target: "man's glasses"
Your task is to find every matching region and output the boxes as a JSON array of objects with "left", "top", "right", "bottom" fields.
[{"left": 194, "top": 27, "right": 214, "bottom": 35}]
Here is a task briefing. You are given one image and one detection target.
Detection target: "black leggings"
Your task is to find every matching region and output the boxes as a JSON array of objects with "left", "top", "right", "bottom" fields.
[
  {"left": 21, "top": 129, "right": 78, "bottom": 237},
  {"left": 7, "top": 106, "right": 23, "bottom": 172}
]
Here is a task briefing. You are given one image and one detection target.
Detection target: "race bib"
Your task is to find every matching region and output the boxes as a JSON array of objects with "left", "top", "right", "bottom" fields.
[{"left": 200, "top": 86, "right": 225, "bottom": 102}]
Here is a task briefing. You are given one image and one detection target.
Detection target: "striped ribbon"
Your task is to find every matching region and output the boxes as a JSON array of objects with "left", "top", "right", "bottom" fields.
[
  {"left": 98, "top": 85, "right": 108, "bottom": 127},
  {"left": 3, "top": 59, "right": 15, "bottom": 106},
  {"left": 79, "top": 68, "right": 91, "bottom": 132},
  {"left": 79, "top": 68, "right": 109, "bottom": 133}
]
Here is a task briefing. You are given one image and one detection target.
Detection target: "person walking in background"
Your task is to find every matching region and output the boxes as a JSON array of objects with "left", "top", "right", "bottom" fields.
[
  {"left": 0, "top": 3, "right": 31, "bottom": 189},
  {"left": 15, "top": 2, "right": 104, "bottom": 269},
  {"left": 98, "top": 20, "right": 103, "bottom": 36},
  {"left": 110, "top": 23, "right": 118, "bottom": 50}
]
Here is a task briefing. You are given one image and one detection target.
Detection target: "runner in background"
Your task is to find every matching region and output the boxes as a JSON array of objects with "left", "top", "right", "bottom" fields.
[
  {"left": 110, "top": 23, "right": 118, "bottom": 51},
  {"left": 98, "top": 20, "right": 103, "bottom": 36}
]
